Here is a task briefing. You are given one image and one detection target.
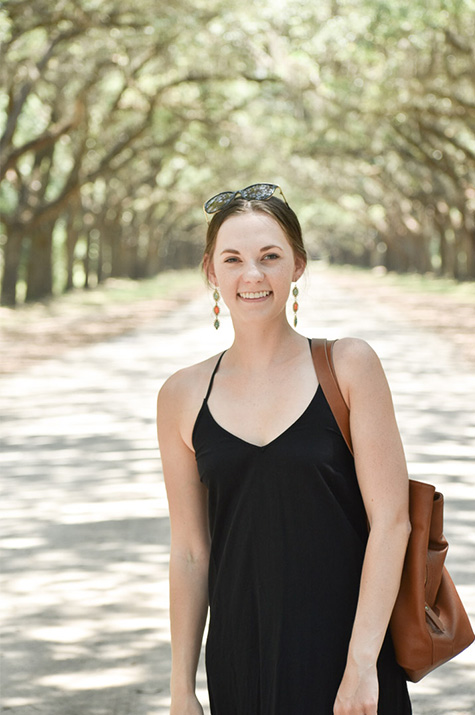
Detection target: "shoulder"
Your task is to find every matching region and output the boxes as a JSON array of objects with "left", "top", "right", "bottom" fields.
[
  {"left": 157, "top": 353, "right": 223, "bottom": 437},
  {"left": 333, "top": 337, "right": 381, "bottom": 371},
  {"left": 158, "top": 353, "right": 222, "bottom": 406},
  {"left": 331, "top": 337, "right": 387, "bottom": 406}
]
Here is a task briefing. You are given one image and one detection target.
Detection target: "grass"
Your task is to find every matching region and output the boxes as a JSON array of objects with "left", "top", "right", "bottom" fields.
[
  {"left": 48, "top": 268, "right": 204, "bottom": 307},
  {"left": 1, "top": 268, "right": 205, "bottom": 326},
  {"left": 324, "top": 263, "right": 475, "bottom": 302}
]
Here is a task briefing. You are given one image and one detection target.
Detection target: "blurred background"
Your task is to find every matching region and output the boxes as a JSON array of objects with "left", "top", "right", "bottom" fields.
[
  {"left": 1, "top": 0, "right": 474, "bottom": 308},
  {"left": 1, "top": 4, "right": 475, "bottom": 713}
]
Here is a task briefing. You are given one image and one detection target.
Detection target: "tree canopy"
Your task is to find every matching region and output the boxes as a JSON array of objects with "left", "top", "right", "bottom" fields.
[{"left": 1, "top": 0, "right": 474, "bottom": 304}]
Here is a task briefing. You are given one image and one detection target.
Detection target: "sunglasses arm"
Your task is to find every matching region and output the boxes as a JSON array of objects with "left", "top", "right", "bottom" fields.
[{"left": 203, "top": 205, "right": 212, "bottom": 224}]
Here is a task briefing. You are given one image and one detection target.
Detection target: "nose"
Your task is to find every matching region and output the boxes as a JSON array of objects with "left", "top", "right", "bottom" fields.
[{"left": 243, "top": 260, "right": 264, "bottom": 282}]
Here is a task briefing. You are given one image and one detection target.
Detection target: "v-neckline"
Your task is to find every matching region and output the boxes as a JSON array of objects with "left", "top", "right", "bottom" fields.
[{"left": 204, "top": 384, "right": 321, "bottom": 450}]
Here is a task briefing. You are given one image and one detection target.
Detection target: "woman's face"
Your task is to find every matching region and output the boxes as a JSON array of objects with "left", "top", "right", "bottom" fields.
[{"left": 206, "top": 211, "right": 305, "bottom": 326}]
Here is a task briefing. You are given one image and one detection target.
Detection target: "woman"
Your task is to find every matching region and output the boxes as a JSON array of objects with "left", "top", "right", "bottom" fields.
[{"left": 157, "top": 184, "right": 412, "bottom": 714}]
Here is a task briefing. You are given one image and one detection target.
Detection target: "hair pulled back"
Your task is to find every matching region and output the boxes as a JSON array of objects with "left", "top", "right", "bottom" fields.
[{"left": 203, "top": 197, "right": 307, "bottom": 275}]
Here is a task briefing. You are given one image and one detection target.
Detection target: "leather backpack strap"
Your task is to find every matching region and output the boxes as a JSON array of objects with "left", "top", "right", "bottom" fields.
[{"left": 311, "top": 338, "right": 354, "bottom": 455}]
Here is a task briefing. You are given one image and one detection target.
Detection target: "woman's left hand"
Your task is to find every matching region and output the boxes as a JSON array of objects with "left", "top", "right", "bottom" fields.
[{"left": 333, "top": 663, "right": 379, "bottom": 715}]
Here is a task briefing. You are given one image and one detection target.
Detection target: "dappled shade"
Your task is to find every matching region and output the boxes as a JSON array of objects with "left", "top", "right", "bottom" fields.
[{"left": 1, "top": 266, "right": 474, "bottom": 713}]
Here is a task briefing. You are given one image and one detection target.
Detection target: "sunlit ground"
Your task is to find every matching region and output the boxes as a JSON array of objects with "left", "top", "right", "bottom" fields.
[{"left": 1, "top": 263, "right": 474, "bottom": 714}]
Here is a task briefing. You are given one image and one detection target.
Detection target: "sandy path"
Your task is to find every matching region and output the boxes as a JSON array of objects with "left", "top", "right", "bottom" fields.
[{"left": 1, "top": 264, "right": 474, "bottom": 714}]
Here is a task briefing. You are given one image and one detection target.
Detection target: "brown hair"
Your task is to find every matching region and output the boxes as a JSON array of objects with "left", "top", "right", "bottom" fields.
[{"left": 203, "top": 197, "right": 307, "bottom": 276}]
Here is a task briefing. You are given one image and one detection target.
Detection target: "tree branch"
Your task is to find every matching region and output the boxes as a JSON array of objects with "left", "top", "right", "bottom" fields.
[
  {"left": 0, "top": 103, "right": 85, "bottom": 181},
  {"left": 0, "top": 28, "right": 84, "bottom": 156}
]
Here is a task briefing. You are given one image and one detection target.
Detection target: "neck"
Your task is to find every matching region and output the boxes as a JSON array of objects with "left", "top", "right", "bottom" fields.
[{"left": 226, "top": 317, "right": 306, "bottom": 370}]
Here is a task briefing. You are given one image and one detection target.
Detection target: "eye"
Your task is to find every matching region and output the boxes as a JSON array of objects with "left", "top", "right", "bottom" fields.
[
  {"left": 224, "top": 256, "right": 240, "bottom": 263},
  {"left": 263, "top": 253, "right": 280, "bottom": 260}
]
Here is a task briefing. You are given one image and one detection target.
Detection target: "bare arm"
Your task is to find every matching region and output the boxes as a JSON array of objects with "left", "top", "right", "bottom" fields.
[
  {"left": 157, "top": 373, "right": 210, "bottom": 714},
  {"left": 332, "top": 339, "right": 411, "bottom": 715}
]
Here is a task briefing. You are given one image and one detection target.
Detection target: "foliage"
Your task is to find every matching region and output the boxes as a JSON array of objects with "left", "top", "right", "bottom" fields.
[{"left": 0, "top": 0, "right": 474, "bottom": 304}]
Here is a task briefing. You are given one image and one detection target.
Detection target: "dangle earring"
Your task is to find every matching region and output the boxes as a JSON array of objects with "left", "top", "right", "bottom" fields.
[
  {"left": 212, "top": 287, "right": 220, "bottom": 329},
  {"left": 292, "top": 284, "right": 299, "bottom": 327}
]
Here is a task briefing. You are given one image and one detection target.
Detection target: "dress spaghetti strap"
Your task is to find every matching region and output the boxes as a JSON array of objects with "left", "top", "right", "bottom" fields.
[{"left": 203, "top": 351, "right": 227, "bottom": 403}]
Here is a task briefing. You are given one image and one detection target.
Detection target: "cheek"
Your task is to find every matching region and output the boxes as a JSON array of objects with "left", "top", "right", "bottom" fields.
[
  {"left": 211, "top": 267, "right": 236, "bottom": 296},
  {"left": 274, "top": 262, "right": 296, "bottom": 283}
]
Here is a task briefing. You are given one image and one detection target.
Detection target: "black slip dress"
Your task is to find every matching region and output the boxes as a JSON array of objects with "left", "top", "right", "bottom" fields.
[{"left": 192, "top": 342, "right": 412, "bottom": 715}]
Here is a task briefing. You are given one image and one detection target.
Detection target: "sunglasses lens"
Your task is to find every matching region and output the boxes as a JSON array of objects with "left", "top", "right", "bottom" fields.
[
  {"left": 203, "top": 183, "right": 285, "bottom": 221},
  {"left": 240, "top": 183, "right": 276, "bottom": 201},
  {"left": 204, "top": 192, "right": 235, "bottom": 214}
]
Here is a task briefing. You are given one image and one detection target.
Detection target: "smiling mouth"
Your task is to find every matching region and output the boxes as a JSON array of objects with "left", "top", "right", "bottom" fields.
[{"left": 238, "top": 291, "right": 272, "bottom": 300}]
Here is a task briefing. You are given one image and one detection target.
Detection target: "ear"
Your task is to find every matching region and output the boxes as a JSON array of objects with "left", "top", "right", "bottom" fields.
[
  {"left": 293, "top": 255, "right": 306, "bottom": 283},
  {"left": 203, "top": 253, "right": 218, "bottom": 287}
]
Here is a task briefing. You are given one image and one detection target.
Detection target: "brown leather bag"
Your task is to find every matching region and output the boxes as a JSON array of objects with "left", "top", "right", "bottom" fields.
[{"left": 311, "top": 338, "right": 475, "bottom": 682}]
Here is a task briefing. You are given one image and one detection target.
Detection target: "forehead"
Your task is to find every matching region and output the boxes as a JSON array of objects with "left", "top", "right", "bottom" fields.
[{"left": 216, "top": 211, "right": 290, "bottom": 249}]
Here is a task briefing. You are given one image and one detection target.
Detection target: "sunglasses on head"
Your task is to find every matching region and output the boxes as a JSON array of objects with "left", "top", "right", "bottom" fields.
[{"left": 203, "top": 183, "right": 288, "bottom": 223}]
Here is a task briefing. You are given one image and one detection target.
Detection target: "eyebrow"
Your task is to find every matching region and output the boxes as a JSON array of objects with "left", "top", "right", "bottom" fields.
[{"left": 220, "top": 245, "right": 282, "bottom": 255}]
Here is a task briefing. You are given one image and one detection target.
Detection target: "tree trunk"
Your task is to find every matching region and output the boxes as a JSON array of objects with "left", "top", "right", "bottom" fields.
[
  {"left": 463, "top": 212, "right": 475, "bottom": 280},
  {"left": 25, "top": 219, "right": 55, "bottom": 301},
  {"left": 0, "top": 226, "right": 24, "bottom": 306},
  {"left": 435, "top": 212, "right": 448, "bottom": 276},
  {"left": 109, "top": 224, "right": 126, "bottom": 277},
  {"left": 64, "top": 201, "right": 81, "bottom": 292},
  {"left": 83, "top": 229, "right": 91, "bottom": 288},
  {"left": 453, "top": 228, "right": 464, "bottom": 280},
  {"left": 468, "top": 229, "right": 475, "bottom": 280},
  {"left": 96, "top": 228, "right": 104, "bottom": 284},
  {"left": 414, "top": 234, "right": 431, "bottom": 274}
]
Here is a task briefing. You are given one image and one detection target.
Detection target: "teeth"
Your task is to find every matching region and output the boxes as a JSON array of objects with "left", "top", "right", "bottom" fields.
[{"left": 239, "top": 291, "right": 270, "bottom": 299}]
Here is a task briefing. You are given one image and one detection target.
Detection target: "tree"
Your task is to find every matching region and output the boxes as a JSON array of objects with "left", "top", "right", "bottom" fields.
[
  {"left": 0, "top": 0, "right": 275, "bottom": 303},
  {"left": 1, "top": 0, "right": 474, "bottom": 306}
]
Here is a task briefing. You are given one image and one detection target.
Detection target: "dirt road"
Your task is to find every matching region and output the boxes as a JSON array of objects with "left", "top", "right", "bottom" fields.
[{"left": 1, "top": 265, "right": 474, "bottom": 714}]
